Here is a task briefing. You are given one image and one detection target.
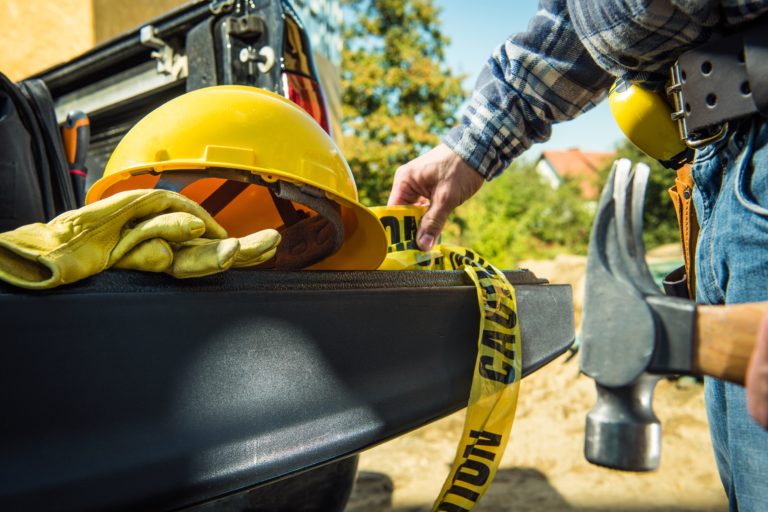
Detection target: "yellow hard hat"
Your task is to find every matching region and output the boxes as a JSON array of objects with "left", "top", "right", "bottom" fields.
[{"left": 87, "top": 85, "right": 387, "bottom": 270}]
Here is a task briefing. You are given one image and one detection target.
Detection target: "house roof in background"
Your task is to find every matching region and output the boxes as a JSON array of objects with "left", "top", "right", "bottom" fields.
[{"left": 539, "top": 148, "right": 616, "bottom": 199}]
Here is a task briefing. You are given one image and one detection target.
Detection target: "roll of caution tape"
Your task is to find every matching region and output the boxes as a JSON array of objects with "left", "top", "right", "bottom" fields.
[
  {"left": 371, "top": 207, "right": 522, "bottom": 511},
  {"left": 369, "top": 205, "right": 443, "bottom": 269}
]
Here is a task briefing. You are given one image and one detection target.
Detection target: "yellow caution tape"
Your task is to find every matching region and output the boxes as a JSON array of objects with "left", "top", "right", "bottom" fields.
[{"left": 378, "top": 232, "right": 522, "bottom": 512}]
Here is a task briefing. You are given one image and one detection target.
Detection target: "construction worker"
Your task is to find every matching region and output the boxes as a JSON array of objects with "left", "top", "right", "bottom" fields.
[{"left": 388, "top": 1, "right": 768, "bottom": 510}]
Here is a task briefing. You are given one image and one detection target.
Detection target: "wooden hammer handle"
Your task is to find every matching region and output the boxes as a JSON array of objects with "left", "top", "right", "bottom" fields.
[{"left": 694, "top": 302, "right": 768, "bottom": 384}]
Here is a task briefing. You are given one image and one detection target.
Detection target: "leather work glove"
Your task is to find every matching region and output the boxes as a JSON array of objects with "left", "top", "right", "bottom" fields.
[
  {"left": 0, "top": 189, "right": 280, "bottom": 289},
  {"left": 115, "top": 228, "right": 280, "bottom": 278}
]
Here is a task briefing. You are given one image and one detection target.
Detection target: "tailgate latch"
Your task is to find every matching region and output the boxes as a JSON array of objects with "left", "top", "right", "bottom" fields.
[{"left": 140, "top": 25, "right": 189, "bottom": 79}]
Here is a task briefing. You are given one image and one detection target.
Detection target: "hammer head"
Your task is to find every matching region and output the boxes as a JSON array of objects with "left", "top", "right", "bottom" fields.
[
  {"left": 585, "top": 376, "right": 661, "bottom": 471},
  {"left": 580, "top": 159, "right": 666, "bottom": 471},
  {"left": 580, "top": 160, "right": 659, "bottom": 388}
]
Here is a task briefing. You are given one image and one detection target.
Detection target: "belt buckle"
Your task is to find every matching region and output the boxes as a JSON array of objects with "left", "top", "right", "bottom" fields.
[{"left": 667, "top": 61, "right": 728, "bottom": 149}]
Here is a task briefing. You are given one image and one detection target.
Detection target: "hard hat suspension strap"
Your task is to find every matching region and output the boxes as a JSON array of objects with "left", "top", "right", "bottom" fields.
[
  {"left": 152, "top": 169, "right": 345, "bottom": 269},
  {"left": 199, "top": 180, "right": 250, "bottom": 216},
  {"left": 268, "top": 187, "right": 309, "bottom": 226}
]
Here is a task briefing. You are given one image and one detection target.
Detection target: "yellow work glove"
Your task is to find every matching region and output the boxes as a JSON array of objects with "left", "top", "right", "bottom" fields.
[
  {"left": 114, "top": 228, "right": 281, "bottom": 278},
  {"left": 0, "top": 189, "right": 278, "bottom": 289}
]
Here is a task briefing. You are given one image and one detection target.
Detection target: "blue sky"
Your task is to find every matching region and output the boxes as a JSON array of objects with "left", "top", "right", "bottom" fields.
[{"left": 433, "top": 0, "right": 625, "bottom": 158}]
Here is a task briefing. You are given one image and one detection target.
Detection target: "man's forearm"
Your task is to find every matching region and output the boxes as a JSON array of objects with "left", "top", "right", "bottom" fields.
[{"left": 444, "top": 0, "right": 613, "bottom": 179}]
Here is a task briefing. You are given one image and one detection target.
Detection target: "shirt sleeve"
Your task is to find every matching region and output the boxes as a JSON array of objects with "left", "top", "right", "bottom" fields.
[{"left": 443, "top": 0, "right": 614, "bottom": 180}]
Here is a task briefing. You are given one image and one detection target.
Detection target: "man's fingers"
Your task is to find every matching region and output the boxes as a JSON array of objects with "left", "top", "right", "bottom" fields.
[
  {"left": 417, "top": 193, "right": 451, "bottom": 251},
  {"left": 387, "top": 185, "right": 410, "bottom": 207},
  {"left": 388, "top": 144, "right": 484, "bottom": 249},
  {"left": 388, "top": 166, "right": 424, "bottom": 206},
  {"left": 747, "top": 314, "right": 768, "bottom": 429},
  {"left": 387, "top": 166, "right": 408, "bottom": 206}
]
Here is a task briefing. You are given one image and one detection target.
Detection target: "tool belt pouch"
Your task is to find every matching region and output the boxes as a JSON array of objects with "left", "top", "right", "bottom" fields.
[
  {"left": 666, "top": 165, "right": 698, "bottom": 299},
  {"left": 0, "top": 71, "right": 75, "bottom": 232}
]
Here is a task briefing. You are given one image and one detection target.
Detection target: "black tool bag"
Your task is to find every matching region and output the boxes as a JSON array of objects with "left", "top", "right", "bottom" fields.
[{"left": 0, "top": 72, "right": 76, "bottom": 232}]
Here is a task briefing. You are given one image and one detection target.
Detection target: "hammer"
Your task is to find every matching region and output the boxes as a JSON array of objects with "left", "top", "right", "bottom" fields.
[{"left": 579, "top": 159, "right": 767, "bottom": 471}]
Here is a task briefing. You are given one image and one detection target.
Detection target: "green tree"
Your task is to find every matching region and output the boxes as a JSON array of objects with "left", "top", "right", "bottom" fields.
[
  {"left": 447, "top": 159, "right": 597, "bottom": 268},
  {"left": 340, "top": 0, "right": 466, "bottom": 205}
]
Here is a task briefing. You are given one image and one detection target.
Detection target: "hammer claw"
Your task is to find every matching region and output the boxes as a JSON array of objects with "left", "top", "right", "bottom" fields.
[
  {"left": 591, "top": 161, "right": 620, "bottom": 273},
  {"left": 613, "top": 161, "right": 662, "bottom": 296},
  {"left": 630, "top": 163, "right": 661, "bottom": 295},
  {"left": 581, "top": 159, "right": 656, "bottom": 388},
  {"left": 612, "top": 160, "right": 636, "bottom": 284}
]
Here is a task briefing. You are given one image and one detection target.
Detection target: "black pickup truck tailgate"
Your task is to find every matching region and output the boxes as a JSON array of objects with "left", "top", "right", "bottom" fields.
[{"left": 0, "top": 270, "right": 573, "bottom": 511}]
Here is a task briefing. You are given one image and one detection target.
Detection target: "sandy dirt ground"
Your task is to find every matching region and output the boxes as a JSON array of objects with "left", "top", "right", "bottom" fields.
[
  {"left": 345, "top": 251, "right": 728, "bottom": 512},
  {"left": 345, "top": 354, "right": 726, "bottom": 512}
]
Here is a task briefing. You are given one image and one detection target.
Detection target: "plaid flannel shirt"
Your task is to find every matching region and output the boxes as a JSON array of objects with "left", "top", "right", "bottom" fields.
[{"left": 444, "top": 0, "right": 768, "bottom": 179}]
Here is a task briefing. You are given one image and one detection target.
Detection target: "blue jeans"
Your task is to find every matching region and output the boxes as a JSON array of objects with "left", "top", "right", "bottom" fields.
[{"left": 693, "top": 118, "right": 768, "bottom": 511}]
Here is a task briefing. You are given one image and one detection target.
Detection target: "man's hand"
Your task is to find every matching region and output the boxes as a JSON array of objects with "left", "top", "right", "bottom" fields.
[
  {"left": 747, "top": 313, "right": 768, "bottom": 429},
  {"left": 388, "top": 144, "right": 484, "bottom": 250}
]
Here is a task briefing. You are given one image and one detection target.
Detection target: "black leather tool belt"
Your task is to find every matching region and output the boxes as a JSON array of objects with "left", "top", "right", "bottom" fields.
[{"left": 667, "top": 17, "right": 768, "bottom": 148}]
